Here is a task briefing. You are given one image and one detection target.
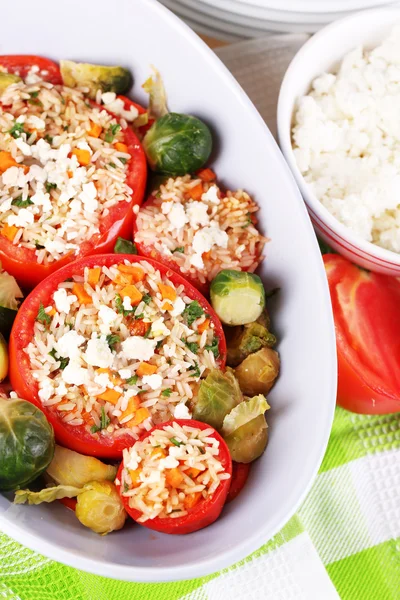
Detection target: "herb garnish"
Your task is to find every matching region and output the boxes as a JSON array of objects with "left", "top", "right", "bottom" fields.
[
  {"left": 12, "top": 195, "right": 33, "bottom": 207},
  {"left": 91, "top": 406, "right": 110, "bottom": 433},
  {"left": 183, "top": 301, "right": 204, "bottom": 326},
  {"left": 36, "top": 303, "right": 51, "bottom": 325}
]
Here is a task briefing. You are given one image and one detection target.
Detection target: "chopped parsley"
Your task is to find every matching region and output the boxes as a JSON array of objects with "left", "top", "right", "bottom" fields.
[
  {"left": 119, "top": 157, "right": 128, "bottom": 164},
  {"left": 91, "top": 406, "right": 110, "bottom": 433},
  {"left": 242, "top": 212, "right": 253, "bottom": 228},
  {"left": 142, "top": 293, "right": 152, "bottom": 305},
  {"left": 188, "top": 362, "right": 201, "bottom": 378},
  {"left": 30, "top": 90, "right": 40, "bottom": 98},
  {"left": 48, "top": 348, "right": 69, "bottom": 370},
  {"left": 172, "top": 247, "right": 184, "bottom": 254},
  {"left": 125, "top": 375, "right": 138, "bottom": 386},
  {"left": 156, "top": 339, "right": 164, "bottom": 350},
  {"left": 105, "top": 123, "right": 121, "bottom": 143},
  {"left": 115, "top": 293, "right": 134, "bottom": 316},
  {"left": 144, "top": 327, "right": 151, "bottom": 339},
  {"left": 106, "top": 334, "right": 120, "bottom": 350},
  {"left": 48, "top": 348, "right": 57, "bottom": 360},
  {"left": 12, "top": 195, "right": 33, "bottom": 207},
  {"left": 183, "top": 340, "right": 199, "bottom": 354},
  {"left": 36, "top": 303, "right": 51, "bottom": 325},
  {"left": 123, "top": 482, "right": 129, "bottom": 493},
  {"left": 170, "top": 437, "right": 182, "bottom": 447},
  {"left": 114, "top": 237, "right": 137, "bottom": 255},
  {"left": 34, "top": 240, "right": 44, "bottom": 249},
  {"left": 205, "top": 336, "right": 220, "bottom": 359},
  {"left": 161, "top": 388, "right": 172, "bottom": 397},
  {"left": 135, "top": 313, "right": 144, "bottom": 320},
  {"left": 44, "top": 134, "right": 53, "bottom": 144},
  {"left": 45, "top": 182, "right": 57, "bottom": 193},
  {"left": 183, "top": 301, "right": 204, "bottom": 326},
  {"left": 28, "top": 97, "right": 43, "bottom": 107},
  {"left": 8, "top": 121, "right": 26, "bottom": 139},
  {"left": 109, "top": 162, "right": 116, "bottom": 168}
]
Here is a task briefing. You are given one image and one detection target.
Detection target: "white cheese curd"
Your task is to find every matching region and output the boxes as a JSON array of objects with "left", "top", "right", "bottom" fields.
[
  {"left": 122, "top": 296, "right": 133, "bottom": 311},
  {"left": 53, "top": 288, "right": 78, "bottom": 314},
  {"left": 292, "top": 26, "right": 400, "bottom": 253},
  {"left": 166, "top": 202, "right": 188, "bottom": 230},
  {"left": 169, "top": 297, "right": 186, "bottom": 317},
  {"left": 142, "top": 373, "right": 163, "bottom": 390},
  {"left": 173, "top": 402, "right": 192, "bottom": 419},
  {"left": 191, "top": 226, "right": 229, "bottom": 268},
  {"left": 201, "top": 184, "right": 220, "bottom": 204},
  {"left": 186, "top": 201, "right": 210, "bottom": 229},
  {"left": 118, "top": 368, "right": 132, "bottom": 380},
  {"left": 7, "top": 208, "right": 34, "bottom": 228},
  {"left": 121, "top": 336, "right": 157, "bottom": 361},
  {"left": 84, "top": 336, "right": 114, "bottom": 368},
  {"left": 61, "top": 360, "right": 89, "bottom": 386},
  {"left": 150, "top": 317, "right": 170, "bottom": 338},
  {"left": 54, "top": 330, "right": 85, "bottom": 359}
]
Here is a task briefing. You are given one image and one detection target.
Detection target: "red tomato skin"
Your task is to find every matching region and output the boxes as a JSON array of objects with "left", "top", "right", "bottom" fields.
[
  {"left": 0, "top": 74, "right": 147, "bottom": 289},
  {"left": 226, "top": 462, "right": 251, "bottom": 503},
  {"left": 116, "top": 419, "right": 232, "bottom": 534},
  {"left": 324, "top": 254, "right": 400, "bottom": 414},
  {"left": 0, "top": 55, "right": 62, "bottom": 84},
  {"left": 9, "top": 254, "right": 226, "bottom": 459},
  {"left": 59, "top": 497, "right": 77, "bottom": 511}
]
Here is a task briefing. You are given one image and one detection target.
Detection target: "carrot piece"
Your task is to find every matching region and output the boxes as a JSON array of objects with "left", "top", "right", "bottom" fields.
[
  {"left": 114, "top": 142, "right": 129, "bottom": 153},
  {"left": 187, "top": 182, "right": 204, "bottom": 200},
  {"left": 186, "top": 467, "right": 201, "bottom": 479},
  {"left": 81, "top": 411, "right": 95, "bottom": 426},
  {"left": 151, "top": 447, "right": 167, "bottom": 459},
  {"left": 137, "top": 362, "right": 158, "bottom": 377},
  {"left": 158, "top": 284, "right": 177, "bottom": 302},
  {"left": 88, "top": 122, "right": 102, "bottom": 138},
  {"left": 0, "top": 151, "right": 18, "bottom": 173},
  {"left": 117, "top": 264, "right": 145, "bottom": 282},
  {"left": 183, "top": 492, "right": 202, "bottom": 510},
  {"left": 96, "top": 388, "right": 121, "bottom": 405},
  {"left": 128, "top": 407, "right": 150, "bottom": 427},
  {"left": 87, "top": 267, "right": 101, "bottom": 287},
  {"left": 71, "top": 148, "right": 91, "bottom": 166},
  {"left": 48, "top": 307, "right": 57, "bottom": 317},
  {"left": 0, "top": 224, "right": 18, "bottom": 242},
  {"left": 129, "top": 468, "right": 142, "bottom": 488},
  {"left": 162, "top": 301, "right": 174, "bottom": 311},
  {"left": 67, "top": 170, "right": 73, "bottom": 179},
  {"left": 166, "top": 468, "right": 184, "bottom": 488},
  {"left": 72, "top": 283, "right": 92, "bottom": 305},
  {"left": 120, "top": 284, "right": 142, "bottom": 305},
  {"left": 197, "top": 318, "right": 210, "bottom": 334},
  {"left": 197, "top": 168, "right": 216, "bottom": 182},
  {"left": 119, "top": 397, "right": 140, "bottom": 423},
  {"left": 129, "top": 319, "right": 150, "bottom": 337},
  {"left": 115, "top": 271, "right": 133, "bottom": 286}
]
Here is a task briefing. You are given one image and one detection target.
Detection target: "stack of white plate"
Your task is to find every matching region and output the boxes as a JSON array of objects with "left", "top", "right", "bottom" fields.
[{"left": 161, "top": 0, "right": 398, "bottom": 42}]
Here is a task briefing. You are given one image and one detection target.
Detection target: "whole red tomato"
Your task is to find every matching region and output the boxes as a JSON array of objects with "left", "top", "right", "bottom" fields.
[{"left": 324, "top": 254, "right": 400, "bottom": 414}]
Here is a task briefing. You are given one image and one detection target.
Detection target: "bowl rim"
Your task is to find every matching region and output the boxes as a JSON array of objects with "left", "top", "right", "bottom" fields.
[
  {"left": 0, "top": 0, "right": 337, "bottom": 582},
  {"left": 277, "top": 7, "right": 400, "bottom": 267}
]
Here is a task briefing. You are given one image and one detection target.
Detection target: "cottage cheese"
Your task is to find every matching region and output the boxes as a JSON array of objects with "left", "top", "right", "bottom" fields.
[{"left": 292, "top": 26, "right": 400, "bottom": 253}]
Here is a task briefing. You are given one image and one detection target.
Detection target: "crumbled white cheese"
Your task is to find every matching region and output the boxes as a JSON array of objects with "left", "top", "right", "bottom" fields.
[
  {"left": 121, "top": 336, "right": 157, "bottom": 361},
  {"left": 53, "top": 288, "right": 78, "bottom": 314},
  {"left": 142, "top": 373, "right": 163, "bottom": 390},
  {"left": 125, "top": 446, "right": 142, "bottom": 471},
  {"left": 2, "top": 166, "right": 27, "bottom": 188},
  {"left": 140, "top": 470, "right": 161, "bottom": 484},
  {"left": 98, "top": 305, "right": 119, "bottom": 326},
  {"left": 55, "top": 330, "right": 85, "bottom": 359},
  {"left": 94, "top": 372, "right": 114, "bottom": 389},
  {"left": 38, "top": 378, "right": 55, "bottom": 402},
  {"left": 84, "top": 337, "right": 114, "bottom": 368},
  {"left": 15, "top": 137, "right": 32, "bottom": 156},
  {"left": 123, "top": 296, "right": 133, "bottom": 311},
  {"left": 79, "top": 182, "right": 98, "bottom": 214},
  {"left": 186, "top": 201, "right": 210, "bottom": 229},
  {"left": 158, "top": 455, "right": 179, "bottom": 470},
  {"left": 31, "top": 188, "right": 52, "bottom": 213},
  {"left": 201, "top": 184, "right": 220, "bottom": 204},
  {"left": 191, "top": 226, "right": 229, "bottom": 269},
  {"left": 118, "top": 368, "right": 132, "bottom": 380},
  {"left": 7, "top": 208, "right": 34, "bottom": 228},
  {"left": 166, "top": 202, "right": 188, "bottom": 230},
  {"left": 150, "top": 317, "right": 170, "bottom": 338},
  {"left": 169, "top": 297, "right": 186, "bottom": 317},
  {"left": 61, "top": 359, "right": 88, "bottom": 386},
  {"left": 173, "top": 402, "right": 192, "bottom": 419},
  {"left": 27, "top": 115, "right": 46, "bottom": 130}
]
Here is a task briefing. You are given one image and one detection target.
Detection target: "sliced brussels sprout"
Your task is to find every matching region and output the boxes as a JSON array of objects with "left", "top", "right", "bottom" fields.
[
  {"left": 0, "top": 397, "right": 54, "bottom": 491},
  {"left": 75, "top": 481, "right": 127, "bottom": 535},
  {"left": 143, "top": 113, "right": 212, "bottom": 175},
  {"left": 222, "top": 395, "right": 269, "bottom": 463},
  {"left": 0, "top": 72, "right": 22, "bottom": 94},
  {"left": 235, "top": 347, "right": 280, "bottom": 396},
  {"left": 14, "top": 484, "right": 86, "bottom": 505},
  {"left": 60, "top": 60, "right": 132, "bottom": 99},
  {"left": 142, "top": 67, "right": 168, "bottom": 120},
  {"left": 0, "top": 267, "right": 23, "bottom": 338},
  {"left": 46, "top": 445, "right": 117, "bottom": 488},
  {"left": 226, "top": 321, "right": 276, "bottom": 367},
  {"left": 210, "top": 270, "right": 265, "bottom": 326},
  {"left": 192, "top": 368, "right": 242, "bottom": 431}
]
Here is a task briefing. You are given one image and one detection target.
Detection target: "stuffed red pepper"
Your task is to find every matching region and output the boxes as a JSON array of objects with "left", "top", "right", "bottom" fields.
[
  {"left": 9, "top": 254, "right": 226, "bottom": 459},
  {"left": 116, "top": 419, "right": 232, "bottom": 534}
]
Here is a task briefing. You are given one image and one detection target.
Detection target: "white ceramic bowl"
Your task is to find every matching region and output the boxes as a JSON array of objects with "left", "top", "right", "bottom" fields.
[
  {"left": 277, "top": 8, "right": 400, "bottom": 275},
  {"left": 0, "top": 0, "right": 336, "bottom": 582}
]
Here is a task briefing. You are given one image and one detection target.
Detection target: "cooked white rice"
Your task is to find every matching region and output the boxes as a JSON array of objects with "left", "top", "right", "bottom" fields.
[
  {"left": 121, "top": 422, "right": 230, "bottom": 521},
  {"left": 0, "top": 70, "right": 132, "bottom": 264},
  {"left": 25, "top": 259, "right": 221, "bottom": 441},
  {"left": 135, "top": 174, "right": 267, "bottom": 286}
]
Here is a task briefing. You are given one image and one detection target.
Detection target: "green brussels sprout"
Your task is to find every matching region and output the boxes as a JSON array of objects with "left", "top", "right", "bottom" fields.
[
  {"left": 210, "top": 270, "right": 265, "bottom": 326},
  {"left": 75, "top": 481, "right": 127, "bottom": 535},
  {"left": 226, "top": 321, "right": 276, "bottom": 367},
  {"left": 222, "top": 395, "right": 269, "bottom": 463},
  {"left": 192, "top": 368, "right": 242, "bottom": 431},
  {"left": 143, "top": 113, "right": 212, "bottom": 175},
  {"left": 235, "top": 347, "right": 280, "bottom": 396},
  {"left": 60, "top": 60, "right": 132, "bottom": 99},
  {"left": 15, "top": 484, "right": 84, "bottom": 505},
  {"left": 0, "top": 72, "right": 22, "bottom": 94},
  {"left": 0, "top": 397, "right": 54, "bottom": 491},
  {"left": 46, "top": 445, "right": 117, "bottom": 488}
]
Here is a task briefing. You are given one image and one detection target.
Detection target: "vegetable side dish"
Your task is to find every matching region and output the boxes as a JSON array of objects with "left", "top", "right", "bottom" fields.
[{"left": 0, "top": 55, "right": 280, "bottom": 536}]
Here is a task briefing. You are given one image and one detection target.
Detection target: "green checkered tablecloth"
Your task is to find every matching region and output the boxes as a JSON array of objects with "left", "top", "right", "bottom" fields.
[{"left": 1, "top": 406, "right": 399, "bottom": 600}]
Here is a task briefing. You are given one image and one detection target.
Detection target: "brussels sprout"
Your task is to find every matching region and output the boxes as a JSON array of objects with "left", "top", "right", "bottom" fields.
[
  {"left": 192, "top": 368, "right": 242, "bottom": 431},
  {"left": 15, "top": 484, "right": 84, "bottom": 505},
  {"left": 142, "top": 67, "right": 168, "bottom": 119},
  {"left": 0, "top": 397, "right": 54, "bottom": 491},
  {"left": 222, "top": 395, "right": 269, "bottom": 463},
  {"left": 143, "top": 113, "right": 212, "bottom": 175},
  {"left": 46, "top": 445, "right": 117, "bottom": 487},
  {"left": 0, "top": 72, "right": 22, "bottom": 94},
  {"left": 226, "top": 321, "right": 276, "bottom": 367},
  {"left": 0, "top": 267, "right": 23, "bottom": 338},
  {"left": 210, "top": 270, "right": 265, "bottom": 326},
  {"left": 75, "top": 481, "right": 127, "bottom": 535},
  {"left": 235, "top": 347, "right": 280, "bottom": 396},
  {"left": 60, "top": 60, "right": 132, "bottom": 99}
]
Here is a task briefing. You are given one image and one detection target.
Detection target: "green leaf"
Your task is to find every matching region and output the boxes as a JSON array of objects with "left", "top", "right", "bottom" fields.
[
  {"left": 45, "top": 182, "right": 57, "bottom": 193},
  {"left": 12, "top": 195, "right": 33, "bottom": 208},
  {"left": 205, "top": 336, "right": 220, "bottom": 359},
  {"left": 125, "top": 375, "right": 138, "bottom": 386},
  {"left": 170, "top": 437, "right": 182, "bottom": 446},
  {"left": 161, "top": 388, "right": 172, "bottom": 397},
  {"left": 44, "top": 134, "right": 53, "bottom": 144},
  {"left": 188, "top": 362, "right": 201, "bottom": 378},
  {"left": 172, "top": 247, "right": 184, "bottom": 254},
  {"left": 105, "top": 123, "right": 121, "bottom": 143},
  {"left": 114, "top": 237, "right": 137, "bottom": 255},
  {"left": 183, "top": 301, "right": 204, "bottom": 326},
  {"left": 142, "top": 293, "right": 152, "bottom": 305},
  {"left": 8, "top": 121, "right": 26, "bottom": 139},
  {"left": 36, "top": 303, "right": 51, "bottom": 325},
  {"left": 91, "top": 407, "right": 110, "bottom": 433},
  {"left": 106, "top": 334, "right": 120, "bottom": 350},
  {"left": 115, "top": 293, "right": 134, "bottom": 317},
  {"left": 182, "top": 339, "right": 199, "bottom": 354}
]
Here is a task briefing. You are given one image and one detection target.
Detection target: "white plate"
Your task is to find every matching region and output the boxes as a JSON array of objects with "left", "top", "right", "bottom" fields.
[
  {"left": 0, "top": 0, "right": 337, "bottom": 582},
  {"left": 238, "top": 0, "right": 394, "bottom": 14}
]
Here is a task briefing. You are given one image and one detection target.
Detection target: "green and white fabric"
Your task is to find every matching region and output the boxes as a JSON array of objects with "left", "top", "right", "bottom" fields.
[
  {"left": 1, "top": 35, "right": 400, "bottom": 600},
  {"left": 1, "top": 407, "right": 399, "bottom": 600}
]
